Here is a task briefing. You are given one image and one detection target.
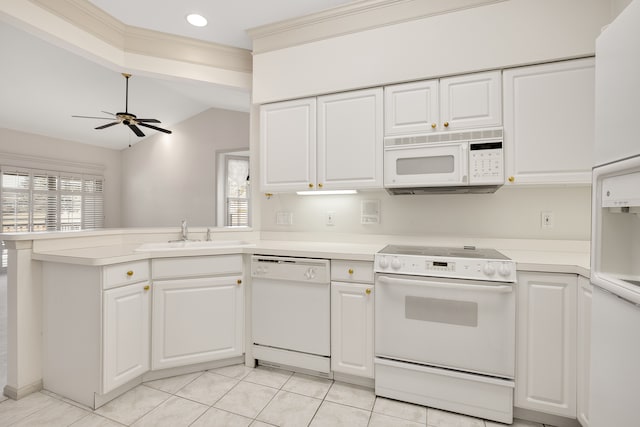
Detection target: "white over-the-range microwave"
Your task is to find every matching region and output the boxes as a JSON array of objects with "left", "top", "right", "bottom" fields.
[{"left": 383, "top": 128, "right": 504, "bottom": 194}]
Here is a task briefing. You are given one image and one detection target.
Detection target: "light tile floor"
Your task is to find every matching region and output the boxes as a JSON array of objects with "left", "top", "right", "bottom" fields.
[{"left": 0, "top": 364, "right": 557, "bottom": 427}]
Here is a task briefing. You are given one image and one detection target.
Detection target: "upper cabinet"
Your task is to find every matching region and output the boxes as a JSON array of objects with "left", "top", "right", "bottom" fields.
[
  {"left": 260, "top": 98, "right": 317, "bottom": 192},
  {"left": 384, "top": 70, "right": 502, "bottom": 136},
  {"left": 260, "top": 88, "right": 383, "bottom": 192},
  {"left": 503, "top": 58, "right": 595, "bottom": 185}
]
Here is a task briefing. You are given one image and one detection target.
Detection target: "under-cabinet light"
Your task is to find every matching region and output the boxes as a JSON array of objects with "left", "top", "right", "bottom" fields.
[{"left": 296, "top": 190, "right": 358, "bottom": 196}]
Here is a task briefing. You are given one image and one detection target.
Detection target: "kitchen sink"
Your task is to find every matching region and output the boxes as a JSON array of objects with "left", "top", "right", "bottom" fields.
[{"left": 135, "top": 240, "right": 255, "bottom": 251}]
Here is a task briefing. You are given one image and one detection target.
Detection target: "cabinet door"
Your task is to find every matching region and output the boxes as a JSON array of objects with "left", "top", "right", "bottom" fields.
[
  {"left": 331, "top": 281, "right": 374, "bottom": 378},
  {"left": 516, "top": 272, "right": 577, "bottom": 417},
  {"left": 384, "top": 80, "right": 439, "bottom": 135},
  {"left": 503, "top": 58, "right": 595, "bottom": 185},
  {"left": 577, "top": 276, "right": 592, "bottom": 427},
  {"left": 260, "top": 98, "right": 316, "bottom": 192},
  {"left": 317, "top": 88, "right": 383, "bottom": 190},
  {"left": 440, "top": 70, "right": 502, "bottom": 131},
  {"left": 152, "top": 276, "right": 243, "bottom": 370},
  {"left": 103, "top": 282, "right": 150, "bottom": 393}
]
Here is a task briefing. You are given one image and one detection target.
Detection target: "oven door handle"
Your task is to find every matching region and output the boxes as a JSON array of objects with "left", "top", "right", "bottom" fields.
[{"left": 377, "top": 275, "right": 514, "bottom": 293}]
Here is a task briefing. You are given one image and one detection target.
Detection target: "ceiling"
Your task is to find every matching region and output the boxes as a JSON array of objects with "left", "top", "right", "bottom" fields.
[{"left": 0, "top": 1, "right": 354, "bottom": 150}]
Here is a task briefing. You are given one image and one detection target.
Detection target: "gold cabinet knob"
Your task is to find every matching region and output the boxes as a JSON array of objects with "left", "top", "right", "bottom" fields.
[
  {"left": 365, "top": 288, "right": 372, "bottom": 295},
  {"left": 308, "top": 183, "right": 314, "bottom": 188},
  {"left": 348, "top": 268, "right": 354, "bottom": 275},
  {"left": 508, "top": 176, "right": 515, "bottom": 183},
  {"left": 143, "top": 285, "right": 150, "bottom": 291},
  {"left": 237, "top": 279, "right": 242, "bottom": 285},
  {"left": 265, "top": 193, "right": 273, "bottom": 198},
  {"left": 126, "top": 271, "right": 134, "bottom": 276},
  {"left": 431, "top": 123, "right": 437, "bottom": 129},
  {"left": 443, "top": 121, "right": 449, "bottom": 127},
  {"left": 318, "top": 183, "right": 323, "bottom": 188}
]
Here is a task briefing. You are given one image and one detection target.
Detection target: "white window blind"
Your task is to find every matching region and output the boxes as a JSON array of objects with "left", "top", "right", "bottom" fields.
[
  {"left": 1, "top": 167, "right": 105, "bottom": 269},
  {"left": 225, "top": 157, "right": 250, "bottom": 227}
]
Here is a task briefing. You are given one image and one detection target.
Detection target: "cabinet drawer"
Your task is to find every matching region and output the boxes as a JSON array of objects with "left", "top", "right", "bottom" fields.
[
  {"left": 152, "top": 255, "right": 243, "bottom": 279},
  {"left": 331, "top": 260, "right": 374, "bottom": 283},
  {"left": 103, "top": 260, "right": 149, "bottom": 290}
]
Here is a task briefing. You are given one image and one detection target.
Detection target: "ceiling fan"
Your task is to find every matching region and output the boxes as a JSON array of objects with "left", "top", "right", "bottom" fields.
[{"left": 72, "top": 73, "right": 172, "bottom": 137}]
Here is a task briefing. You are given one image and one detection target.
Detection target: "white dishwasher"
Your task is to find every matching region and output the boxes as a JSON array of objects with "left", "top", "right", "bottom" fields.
[{"left": 251, "top": 255, "right": 331, "bottom": 374}]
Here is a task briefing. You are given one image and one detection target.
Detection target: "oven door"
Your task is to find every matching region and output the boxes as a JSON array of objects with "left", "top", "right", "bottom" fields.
[
  {"left": 383, "top": 142, "right": 468, "bottom": 187},
  {"left": 375, "top": 273, "right": 515, "bottom": 378}
]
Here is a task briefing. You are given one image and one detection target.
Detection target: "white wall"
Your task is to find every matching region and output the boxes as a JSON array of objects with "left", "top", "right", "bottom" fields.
[
  {"left": 260, "top": 187, "right": 591, "bottom": 240},
  {"left": 252, "top": 0, "right": 613, "bottom": 103},
  {"left": 0, "top": 128, "right": 121, "bottom": 227},
  {"left": 120, "top": 108, "right": 250, "bottom": 227}
]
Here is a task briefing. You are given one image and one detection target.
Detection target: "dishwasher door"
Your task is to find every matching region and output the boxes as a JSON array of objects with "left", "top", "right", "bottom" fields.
[{"left": 251, "top": 256, "right": 330, "bottom": 357}]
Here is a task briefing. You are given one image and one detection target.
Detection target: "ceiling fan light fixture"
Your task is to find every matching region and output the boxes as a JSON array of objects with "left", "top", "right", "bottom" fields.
[{"left": 186, "top": 13, "right": 208, "bottom": 27}]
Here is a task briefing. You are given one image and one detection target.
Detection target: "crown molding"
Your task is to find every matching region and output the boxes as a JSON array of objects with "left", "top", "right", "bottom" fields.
[
  {"left": 248, "top": 0, "right": 507, "bottom": 54},
  {"left": 29, "top": 0, "right": 252, "bottom": 73}
]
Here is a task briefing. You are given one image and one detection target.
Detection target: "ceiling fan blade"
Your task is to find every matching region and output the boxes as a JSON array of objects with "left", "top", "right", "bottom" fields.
[
  {"left": 128, "top": 124, "right": 145, "bottom": 137},
  {"left": 95, "top": 121, "right": 120, "bottom": 130},
  {"left": 72, "top": 115, "right": 113, "bottom": 120},
  {"left": 101, "top": 111, "right": 116, "bottom": 116},
  {"left": 138, "top": 122, "right": 173, "bottom": 134},
  {"left": 136, "top": 118, "right": 161, "bottom": 123}
]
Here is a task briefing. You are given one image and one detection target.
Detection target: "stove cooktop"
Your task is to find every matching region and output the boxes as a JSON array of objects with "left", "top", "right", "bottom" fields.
[{"left": 375, "top": 244, "right": 516, "bottom": 282}]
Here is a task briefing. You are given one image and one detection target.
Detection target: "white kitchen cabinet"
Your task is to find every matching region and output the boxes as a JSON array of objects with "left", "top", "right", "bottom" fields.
[
  {"left": 503, "top": 58, "right": 595, "bottom": 185},
  {"left": 515, "top": 271, "right": 577, "bottom": 418},
  {"left": 260, "top": 97, "right": 316, "bottom": 192},
  {"left": 439, "top": 71, "right": 502, "bottom": 131},
  {"left": 151, "top": 255, "right": 244, "bottom": 371},
  {"left": 384, "top": 70, "right": 501, "bottom": 135},
  {"left": 331, "top": 260, "right": 374, "bottom": 378},
  {"left": 260, "top": 88, "right": 383, "bottom": 192},
  {"left": 577, "top": 276, "right": 592, "bottom": 427},
  {"left": 317, "top": 88, "right": 383, "bottom": 190},
  {"left": 103, "top": 282, "right": 150, "bottom": 392},
  {"left": 384, "top": 79, "right": 439, "bottom": 135},
  {"left": 42, "top": 260, "right": 151, "bottom": 408}
]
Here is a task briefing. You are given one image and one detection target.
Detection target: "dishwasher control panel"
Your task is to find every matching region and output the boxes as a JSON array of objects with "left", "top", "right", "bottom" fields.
[{"left": 251, "top": 255, "right": 330, "bottom": 284}]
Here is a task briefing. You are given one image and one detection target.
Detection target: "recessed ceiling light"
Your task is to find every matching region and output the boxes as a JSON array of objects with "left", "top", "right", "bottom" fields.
[{"left": 186, "top": 13, "right": 208, "bottom": 27}]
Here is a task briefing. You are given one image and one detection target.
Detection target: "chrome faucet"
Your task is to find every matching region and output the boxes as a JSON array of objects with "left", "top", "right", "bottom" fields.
[{"left": 180, "top": 219, "right": 188, "bottom": 241}]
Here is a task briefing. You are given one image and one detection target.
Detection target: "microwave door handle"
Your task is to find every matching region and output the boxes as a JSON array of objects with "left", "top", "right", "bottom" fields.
[
  {"left": 461, "top": 143, "right": 469, "bottom": 183},
  {"left": 377, "top": 275, "right": 513, "bottom": 293}
]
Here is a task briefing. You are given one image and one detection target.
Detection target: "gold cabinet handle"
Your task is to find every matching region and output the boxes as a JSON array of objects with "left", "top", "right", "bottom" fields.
[
  {"left": 143, "top": 285, "right": 150, "bottom": 291},
  {"left": 126, "top": 271, "right": 134, "bottom": 277},
  {"left": 443, "top": 121, "right": 449, "bottom": 127},
  {"left": 318, "top": 183, "right": 323, "bottom": 188},
  {"left": 431, "top": 123, "right": 437, "bottom": 129},
  {"left": 308, "top": 183, "right": 314, "bottom": 188},
  {"left": 237, "top": 279, "right": 242, "bottom": 285},
  {"left": 348, "top": 268, "right": 354, "bottom": 275},
  {"left": 508, "top": 176, "right": 515, "bottom": 183},
  {"left": 365, "top": 288, "right": 372, "bottom": 295}
]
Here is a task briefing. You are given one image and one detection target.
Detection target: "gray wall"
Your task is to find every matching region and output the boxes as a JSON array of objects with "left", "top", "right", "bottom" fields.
[{"left": 120, "top": 107, "right": 250, "bottom": 227}]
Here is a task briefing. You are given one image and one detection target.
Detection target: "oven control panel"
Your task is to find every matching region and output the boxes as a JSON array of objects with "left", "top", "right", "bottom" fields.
[{"left": 375, "top": 254, "right": 516, "bottom": 283}]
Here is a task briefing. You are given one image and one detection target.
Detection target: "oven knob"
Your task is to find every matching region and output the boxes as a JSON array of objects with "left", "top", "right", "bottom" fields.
[
  {"left": 482, "top": 263, "right": 496, "bottom": 276},
  {"left": 498, "top": 263, "right": 512, "bottom": 278},
  {"left": 391, "top": 257, "right": 402, "bottom": 270},
  {"left": 378, "top": 256, "right": 389, "bottom": 269}
]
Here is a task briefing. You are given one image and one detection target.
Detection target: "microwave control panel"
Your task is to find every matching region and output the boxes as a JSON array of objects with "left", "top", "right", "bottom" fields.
[{"left": 469, "top": 141, "right": 504, "bottom": 185}]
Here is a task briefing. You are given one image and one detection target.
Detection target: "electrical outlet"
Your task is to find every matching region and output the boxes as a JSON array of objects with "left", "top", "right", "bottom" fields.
[
  {"left": 541, "top": 211, "right": 554, "bottom": 228},
  {"left": 326, "top": 211, "right": 336, "bottom": 226},
  {"left": 276, "top": 211, "right": 293, "bottom": 226}
]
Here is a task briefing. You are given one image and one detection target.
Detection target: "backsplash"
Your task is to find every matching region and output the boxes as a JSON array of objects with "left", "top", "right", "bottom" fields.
[{"left": 259, "top": 186, "right": 591, "bottom": 241}]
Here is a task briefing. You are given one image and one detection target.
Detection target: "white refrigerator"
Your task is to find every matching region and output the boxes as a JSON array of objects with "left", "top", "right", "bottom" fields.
[{"left": 590, "top": 1, "right": 640, "bottom": 426}]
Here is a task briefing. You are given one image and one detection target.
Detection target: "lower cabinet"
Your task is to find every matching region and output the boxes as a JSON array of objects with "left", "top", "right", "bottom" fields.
[
  {"left": 577, "top": 276, "right": 593, "bottom": 427},
  {"left": 515, "top": 271, "right": 577, "bottom": 418},
  {"left": 152, "top": 276, "right": 244, "bottom": 370},
  {"left": 103, "top": 282, "right": 151, "bottom": 392},
  {"left": 330, "top": 260, "right": 374, "bottom": 378}
]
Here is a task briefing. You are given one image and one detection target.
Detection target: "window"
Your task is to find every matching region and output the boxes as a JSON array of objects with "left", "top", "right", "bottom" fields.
[
  {"left": 1, "top": 167, "right": 105, "bottom": 269},
  {"left": 225, "top": 156, "right": 250, "bottom": 227}
]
